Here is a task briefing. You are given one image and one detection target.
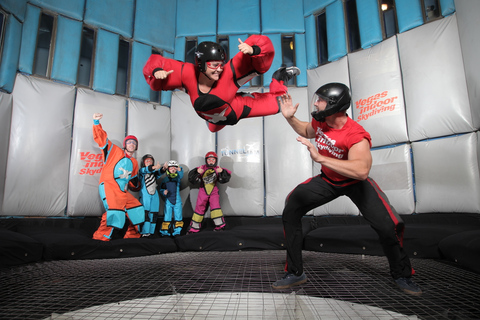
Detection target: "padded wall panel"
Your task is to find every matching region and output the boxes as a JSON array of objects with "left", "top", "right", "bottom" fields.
[
  {"left": 0, "top": 0, "right": 27, "bottom": 21},
  {"left": 127, "top": 100, "right": 171, "bottom": 170},
  {"left": 3, "top": 75, "right": 75, "bottom": 216},
  {"left": 303, "top": 0, "right": 336, "bottom": 16},
  {"left": 176, "top": 0, "right": 216, "bottom": 37},
  {"left": 326, "top": 0, "right": 348, "bottom": 62},
  {"left": 412, "top": 133, "right": 480, "bottom": 214},
  {"left": 0, "top": 15, "right": 21, "bottom": 93},
  {"left": 161, "top": 52, "right": 174, "bottom": 107},
  {"left": 294, "top": 34, "right": 308, "bottom": 87},
  {"left": 93, "top": 29, "right": 119, "bottom": 95},
  {"left": 441, "top": 0, "right": 456, "bottom": 16},
  {"left": 174, "top": 37, "right": 186, "bottom": 61},
  {"left": 218, "top": 0, "right": 260, "bottom": 35},
  {"left": 84, "top": 0, "right": 133, "bottom": 38},
  {"left": 217, "top": 115, "right": 265, "bottom": 216},
  {"left": 67, "top": 89, "right": 127, "bottom": 216},
  {"left": 398, "top": 15, "right": 473, "bottom": 142},
  {"left": 356, "top": 0, "right": 383, "bottom": 49},
  {"left": 307, "top": 57, "right": 359, "bottom": 215},
  {"left": 370, "top": 145, "right": 414, "bottom": 215},
  {"left": 455, "top": 0, "right": 480, "bottom": 129},
  {"left": 264, "top": 87, "right": 312, "bottom": 216},
  {"left": 261, "top": 0, "right": 305, "bottom": 33},
  {"left": 263, "top": 34, "right": 281, "bottom": 87},
  {"left": 395, "top": 0, "right": 423, "bottom": 33},
  {"left": 305, "top": 14, "right": 318, "bottom": 69},
  {"left": 349, "top": 37, "right": 408, "bottom": 147},
  {"left": 129, "top": 42, "right": 152, "bottom": 101},
  {"left": 51, "top": 16, "right": 82, "bottom": 85},
  {"left": 0, "top": 93, "right": 13, "bottom": 215},
  {"left": 29, "top": 0, "right": 85, "bottom": 21},
  {"left": 18, "top": 4, "right": 40, "bottom": 74},
  {"left": 171, "top": 91, "right": 215, "bottom": 218},
  {"left": 134, "top": 0, "right": 176, "bottom": 52}
]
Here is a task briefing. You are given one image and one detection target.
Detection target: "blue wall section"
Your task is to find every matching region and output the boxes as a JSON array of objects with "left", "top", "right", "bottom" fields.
[
  {"left": 326, "top": 0, "right": 347, "bottom": 62},
  {"left": 51, "top": 16, "right": 82, "bottom": 84},
  {"left": 93, "top": 29, "right": 119, "bottom": 95},
  {"left": 0, "top": 0, "right": 27, "bottom": 21},
  {"left": 441, "top": 0, "right": 456, "bottom": 16},
  {"left": 261, "top": 0, "right": 305, "bottom": 33},
  {"left": 84, "top": 0, "right": 134, "bottom": 38},
  {"left": 130, "top": 41, "right": 152, "bottom": 101},
  {"left": 134, "top": 0, "right": 176, "bottom": 53},
  {"left": 396, "top": 0, "right": 423, "bottom": 33},
  {"left": 160, "top": 52, "right": 173, "bottom": 107},
  {"left": 30, "top": 0, "right": 85, "bottom": 21},
  {"left": 263, "top": 33, "right": 282, "bottom": 87},
  {"left": 218, "top": 0, "right": 261, "bottom": 35},
  {"left": 176, "top": 0, "right": 217, "bottom": 37},
  {"left": 356, "top": 0, "right": 383, "bottom": 49},
  {"left": 304, "top": 14, "right": 318, "bottom": 69},
  {"left": 0, "top": 15, "right": 21, "bottom": 92},
  {"left": 18, "top": 4, "right": 40, "bottom": 75},
  {"left": 294, "top": 33, "right": 307, "bottom": 87},
  {"left": 303, "top": 0, "right": 336, "bottom": 16}
]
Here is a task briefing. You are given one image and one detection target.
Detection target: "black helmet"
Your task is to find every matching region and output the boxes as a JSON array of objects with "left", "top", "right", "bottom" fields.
[
  {"left": 195, "top": 42, "right": 226, "bottom": 72},
  {"left": 311, "top": 83, "right": 351, "bottom": 122},
  {"left": 141, "top": 154, "right": 154, "bottom": 168}
]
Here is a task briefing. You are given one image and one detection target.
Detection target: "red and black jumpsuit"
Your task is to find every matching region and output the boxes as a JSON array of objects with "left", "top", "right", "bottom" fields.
[
  {"left": 282, "top": 117, "right": 414, "bottom": 280},
  {"left": 143, "top": 35, "right": 287, "bottom": 132}
]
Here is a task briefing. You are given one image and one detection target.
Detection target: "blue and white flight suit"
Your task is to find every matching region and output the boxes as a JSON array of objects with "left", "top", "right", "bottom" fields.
[{"left": 159, "top": 164, "right": 184, "bottom": 236}]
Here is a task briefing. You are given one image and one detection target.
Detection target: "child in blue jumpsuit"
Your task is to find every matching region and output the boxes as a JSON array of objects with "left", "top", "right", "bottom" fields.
[
  {"left": 138, "top": 154, "right": 165, "bottom": 237},
  {"left": 159, "top": 160, "right": 184, "bottom": 236}
]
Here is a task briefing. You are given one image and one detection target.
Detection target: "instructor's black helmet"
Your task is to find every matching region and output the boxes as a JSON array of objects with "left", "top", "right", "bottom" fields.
[
  {"left": 311, "top": 83, "right": 351, "bottom": 122},
  {"left": 195, "top": 42, "right": 226, "bottom": 72}
]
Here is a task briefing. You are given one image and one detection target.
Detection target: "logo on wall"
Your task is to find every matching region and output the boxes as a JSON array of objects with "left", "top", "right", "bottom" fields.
[
  {"left": 78, "top": 151, "right": 103, "bottom": 176},
  {"left": 355, "top": 90, "right": 400, "bottom": 122},
  {"left": 221, "top": 143, "right": 261, "bottom": 162}
]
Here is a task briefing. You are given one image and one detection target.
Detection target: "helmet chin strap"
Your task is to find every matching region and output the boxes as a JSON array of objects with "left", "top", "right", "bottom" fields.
[{"left": 202, "top": 71, "right": 215, "bottom": 81}]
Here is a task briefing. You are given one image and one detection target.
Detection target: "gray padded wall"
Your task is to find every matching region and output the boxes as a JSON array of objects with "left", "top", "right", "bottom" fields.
[
  {"left": 67, "top": 89, "right": 127, "bottom": 216},
  {"left": 0, "top": 92, "right": 12, "bottom": 215},
  {"left": 398, "top": 14, "right": 474, "bottom": 142},
  {"left": 412, "top": 133, "right": 480, "bottom": 213},
  {"left": 264, "top": 87, "right": 312, "bottom": 216},
  {"left": 454, "top": 0, "right": 480, "bottom": 129},
  {"left": 3, "top": 75, "right": 75, "bottom": 216}
]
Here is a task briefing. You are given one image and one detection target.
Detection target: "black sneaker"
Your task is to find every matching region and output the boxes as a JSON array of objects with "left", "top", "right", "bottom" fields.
[
  {"left": 394, "top": 277, "right": 422, "bottom": 296},
  {"left": 272, "top": 66, "right": 301, "bottom": 84},
  {"left": 272, "top": 272, "right": 307, "bottom": 289}
]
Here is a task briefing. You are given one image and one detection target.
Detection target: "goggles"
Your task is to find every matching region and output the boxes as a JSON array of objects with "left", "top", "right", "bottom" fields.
[{"left": 206, "top": 61, "right": 225, "bottom": 70}]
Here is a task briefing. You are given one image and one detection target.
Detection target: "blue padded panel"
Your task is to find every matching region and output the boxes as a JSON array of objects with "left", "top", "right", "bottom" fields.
[
  {"left": 396, "top": 0, "right": 423, "bottom": 33},
  {"left": 129, "top": 42, "right": 152, "bottom": 102},
  {"left": 218, "top": 0, "right": 260, "bottom": 35},
  {"left": 18, "top": 4, "right": 40, "bottom": 74},
  {"left": 261, "top": 0, "right": 305, "bottom": 33},
  {"left": 51, "top": 16, "right": 82, "bottom": 85},
  {"left": 173, "top": 37, "right": 186, "bottom": 61},
  {"left": 0, "top": 16, "right": 21, "bottom": 93},
  {"left": 327, "top": 1, "right": 347, "bottom": 62},
  {"left": 294, "top": 34, "right": 307, "bottom": 87},
  {"left": 134, "top": 0, "right": 176, "bottom": 52},
  {"left": 29, "top": 0, "right": 85, "bottom": 21},
  {"left": 176, "top": 0, "right": 217, "bottom": 37},
  {"left": 160, "top": 52, "right": 173, "bottom": 107},
  {"left": 92, "top": 29, "right": 119, "bottom": 95},
  {"left": 303, "top": 0, "right": 336, "bottom": 16},
  {"left": 84, "top": 0, "right": 134, "bottom": 38},
  {"left": 229, "top": 34, "right": 248, "bottom": 62},
  {"left": 263, "top": 33, "right": 282, "bottom": 87},
  {"left": 440, "top": 0, "right": 456, "bottom": 16},
  {"left": 356, "top": 0, "right": 383, "bottom": 49},
  {"left": 305, "top": 14, "right": 318, "bottom": 69},
  {"left": 0, "top": 0, "right": 27, "bottom": 21}
]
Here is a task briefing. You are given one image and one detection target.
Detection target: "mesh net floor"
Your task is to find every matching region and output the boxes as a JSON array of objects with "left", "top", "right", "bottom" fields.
[{"left": 1, "top": 250, "right": 479, "bottom": 320}]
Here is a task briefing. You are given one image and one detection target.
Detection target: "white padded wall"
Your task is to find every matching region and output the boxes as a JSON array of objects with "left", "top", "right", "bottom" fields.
[
  {"left": 308, "top": 57, "right": 359, "bottom": 215},
  {"left": 264, "top": 87, "right": 312, "bottom": 216},
  {"left": 412, "top": 133, "right": 480, "bottom": 213},
  {"left": 398, "top": 14, "right": 474, "bottom": 142},
  {"left": 217, "top": 103, "right": 265, "bottom": 216},
  {"left": 3, "top": 75, "right": 75, "bottom": 216},
  {"left": 171, "top": 91, "right": 216, "bottom": 217},
  {"left": 0, "top": 92, "right": 12, "bottom": 215},
  {"left": 370, "top": 145, "right": 415, "bottom": 215},
  {"left": 127, "top": 100, "right": 171, "bottom": 168},
  {"left": 67, "top": 88, "right": 127, "bottom": 216},
  {"left": 349, "top": 37, "right": 408, "bottom": 147}
]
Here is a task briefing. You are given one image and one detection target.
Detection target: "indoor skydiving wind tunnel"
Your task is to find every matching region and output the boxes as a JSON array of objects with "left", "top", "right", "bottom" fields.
[{"left": 0, "top": 0, "right": 480, "bottom": 318}]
